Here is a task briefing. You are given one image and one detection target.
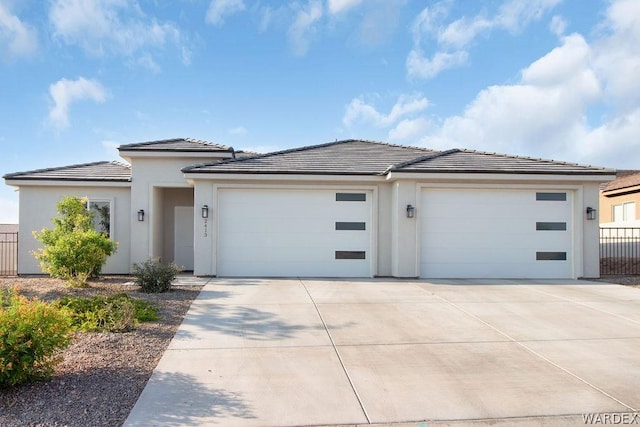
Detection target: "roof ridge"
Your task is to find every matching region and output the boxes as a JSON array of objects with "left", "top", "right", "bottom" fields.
[
  {"left": 119, "top": 137, "right": 232, "bottom": 150},
  {"left": 183, "top": 139, "right": 438, "bottom": 172},
  {"left": 344, "top": 138, "right": 438, "bottom": 153},
  {"left": 386, "top": 149, "right": 458, "bottom": 173},
  {"left": 184, "top": 139, "right": 356, "bottom": 171},
  {"left": 458, "top": 148, "right": 610, "bottom": 170},
  {"left": 3, "top": 160, "right": 118, "bottom": 179}
]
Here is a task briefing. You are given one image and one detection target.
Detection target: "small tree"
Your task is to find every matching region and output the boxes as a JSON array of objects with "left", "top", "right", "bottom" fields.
[{"left": 33, "top": 196, "right": 117, "bottom": 287}]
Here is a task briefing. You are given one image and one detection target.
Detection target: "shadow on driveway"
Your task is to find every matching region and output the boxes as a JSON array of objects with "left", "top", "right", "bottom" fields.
[{"left": 125, "top": 371, "right": 255, "bottom": 426}]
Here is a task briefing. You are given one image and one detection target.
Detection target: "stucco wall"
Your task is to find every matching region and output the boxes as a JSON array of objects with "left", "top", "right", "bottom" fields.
[
  {"left": 599, "top": 189, "right": 640, "bottom": 226},
  {"left": 17, "top": 186, "right": 131, "bottom": 274},
  {"left": 129, "top": 157, "right": 221, "bottom": 266},
  {"left": 191, "top": 175, "right": 605, "bottom": 279}
]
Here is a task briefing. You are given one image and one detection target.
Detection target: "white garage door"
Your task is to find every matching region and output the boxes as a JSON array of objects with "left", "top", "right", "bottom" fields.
[
  {"left": 420, "top": 189, "right": 573, "bottom": 279},
  {"left": 218, "top": 189, "right": 372, "bottom": 277}
]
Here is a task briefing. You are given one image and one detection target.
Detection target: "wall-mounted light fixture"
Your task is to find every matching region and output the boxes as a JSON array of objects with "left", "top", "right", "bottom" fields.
[
  {"left": 406, "top": 204, "right": 415, "bottom": 219},
  {"left": 137, "top": 209, "right": 145, "bottom": 222},
  {"left": 586, "top": 207, "right": 597, "bottom": 221},
  {"left": 202, "top": 205, "right": 209, "bottom": 219}
]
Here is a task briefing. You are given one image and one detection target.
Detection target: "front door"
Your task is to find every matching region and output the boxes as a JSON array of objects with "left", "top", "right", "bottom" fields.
[{"left": 174, "top": 206, "right": 194, "bottom": 271}]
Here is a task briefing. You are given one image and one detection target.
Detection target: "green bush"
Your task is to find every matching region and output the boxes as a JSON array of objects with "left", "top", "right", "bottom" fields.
[
  {"left": 0, "top": 287, "right": 75, "bottom": 388},
  {"left": 58, "top": 293, "right": 159, "bottom": 333},
  {"left": 132, "top": 260, "right": 180, "bottom": 293},
  {"left": 33, "top": 196, "right": 117, "bottom": 288}
]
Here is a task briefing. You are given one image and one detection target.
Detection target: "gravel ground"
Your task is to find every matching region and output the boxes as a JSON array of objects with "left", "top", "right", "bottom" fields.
[
  {"left": 594, "top": 275, "right": 640, "bottom": 287},
  {"left": 0, "top": 276, "right": 202, "bottom": 427}
]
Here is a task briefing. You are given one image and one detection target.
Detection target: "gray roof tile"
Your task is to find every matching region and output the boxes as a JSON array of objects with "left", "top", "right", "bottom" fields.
[
  {"left": 3, "top": 161, "right": 132, "bottom": 182},
  {"left": 118, "top": 137, "right": 232, "bottom": 152},
  {"left": 184, "top": 140, "right": 613, "bottom": 176},
  {"left": 392, "top": 149, "right": 612, "bottom": 175},
  {"left": 183, "top": 139, "right": 437, "bottom": 175}
]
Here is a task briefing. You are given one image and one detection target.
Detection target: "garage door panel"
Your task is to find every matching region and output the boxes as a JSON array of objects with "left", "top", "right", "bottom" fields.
[
  {"left": 425, "top": 261, "right": 570, "bottom": 279},
  {"left": 421, "top": 189, "right": 573, "bottom": 279},
  {"left": 221, "top": 231, "right": 370, "bottom": 248},
  {"left": 218, "top": 260, "right": 370, "bottom": 278},
  {"left": 423, "top": 231, "right": 570, "bottom": 250},
  {"left": 425, "top": 247, "right": 570, "bottom": 264},
  {"left": 218, "top": 189, "right": 372, "bottom": 277}
]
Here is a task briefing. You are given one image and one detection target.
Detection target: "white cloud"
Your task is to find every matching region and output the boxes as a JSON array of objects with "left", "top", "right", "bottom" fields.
[
  {"left": 592, "top": 0, "right": 640, "bottom": 113},
  {"left": 343, "top": 94, "right": 429, "bottom": 128},
  {"left": 411, "top": 0, "right": 640, "bottom": 170},
  {"left": 420, "top": 33, "right": 600, "bottom": 156},
  {"left": 495, "top": 0, "right": 562, "bottom": 33},
  {"left": 48, "top": 77, "right": 108, "bottom": 130},
  {"left": 327, "top": 0, "right": 362, "bottom": 15},
  {"left": 0, "top": 197, "right": 18, "bottom": 223},
  {"left": 288, "top": 0, "right": 323, "bottom": 56},
  {"left": 406, "top": 49, "right": 468, "bottom": 80},
  {"left": 49, "top": 0, "right": 188, "bottom": 67},
  {"left": 206, "top": 0, "right": 246, "bottom": 25},
  {"left": 0, "top": 2, "right": 37, "bottom": 61},
  {"left": 549, "top": 15, "right": 566, "bottom": 37},
  {"left": 408, "top": 0, "right": 561, "bottom": 79},
  {"left": 228, "top": 126, "right": 248, "bottom": 135},
  {"left": 437, "top": 15, "right": 492, "bottom": 48},
  {"left": 388, "top": 117, "right": 432, "bottom": 141}
]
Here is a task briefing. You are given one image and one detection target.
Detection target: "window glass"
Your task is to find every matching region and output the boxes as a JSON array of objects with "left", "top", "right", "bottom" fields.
[
  {"left": 336, "top": 193, "right": 366, "bottom": 202},
  {"left": 536, "top": 192, "right": 566, "bottom": 201},
  {"left": 89, "top": 201, "right": 111, "bottom": 238},
  {"left": 624, "top": 202, "right": 635, "bottom": 221},
  {"left": 613, "top": 202, "right": 636, "bottom": 222}
]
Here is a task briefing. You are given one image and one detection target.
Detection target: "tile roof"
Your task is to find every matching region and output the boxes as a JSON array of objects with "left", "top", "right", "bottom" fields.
[
  {"left": 3, "top": 161, "right": 132, "bottom": 182},
  {"left": 183, "top": 139, "right": 613, "bottom": 176},
  {"left": 602, "top": 170, "right": 640, "bottom": 193},
  {"left": 183, "top": 139, "right": 437, "bottom": 175},
  {"left": 391, "top": 149, "right": 611, "bottom": 175},
  {"left": 118, "top": 137, "right": 232, "bottom": 152}
]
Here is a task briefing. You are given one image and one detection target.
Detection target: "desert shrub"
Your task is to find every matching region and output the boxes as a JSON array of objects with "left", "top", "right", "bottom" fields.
[
  {"left": 58, "top": 293, "right": 159, "bottom": 333},
  {"left": 33, "top": 196, "right": 117, "bottom": 288},
  {"left": 0, "top": 287, "right": 74, "bottom": 388},
  {"left": 132, "top": 260, "right": 180, "bottom": 293}
]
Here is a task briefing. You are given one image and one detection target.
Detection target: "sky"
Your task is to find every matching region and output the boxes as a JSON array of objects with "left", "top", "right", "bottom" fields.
[{"left": 1, "top": 0, "right": 639, "bottom": 223}]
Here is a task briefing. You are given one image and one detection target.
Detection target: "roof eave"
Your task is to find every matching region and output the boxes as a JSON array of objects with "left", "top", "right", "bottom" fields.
[
  {"left": 385, "top": 170, "right": 617, "bottom": 182},
  {"left": 4, "top": 178, "right": 132, "bottom": 187}
]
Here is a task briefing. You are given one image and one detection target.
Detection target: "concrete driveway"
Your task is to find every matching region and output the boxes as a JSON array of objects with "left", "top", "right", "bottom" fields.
[{"left": 124, "top": 278, "right": 640, "bottom": 426}]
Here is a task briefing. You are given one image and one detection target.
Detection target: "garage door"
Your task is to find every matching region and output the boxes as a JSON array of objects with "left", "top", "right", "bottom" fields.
[
  {"left": 218, "top": 189, "right": 372, "bottom": 277},
  {"left": 420, "top": 189, "right": 573, "bottom": 278}
]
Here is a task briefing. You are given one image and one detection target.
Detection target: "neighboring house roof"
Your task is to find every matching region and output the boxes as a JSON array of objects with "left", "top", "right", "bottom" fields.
[
  {"left": 602, "top": 170, "right": 640, "bottom": 194},
  {"left": 118, "top": 137, "right": 233, "bottom": 153},
  {"left": 183, "top": 139, "right": 614, "bottom": 176},
  {"left": 2, "top": 161, "right": 132, "bottom": 182}
]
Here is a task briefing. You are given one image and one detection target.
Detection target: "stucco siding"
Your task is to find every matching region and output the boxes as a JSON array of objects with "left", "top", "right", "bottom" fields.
[
  {"left": 599, "top": 190, "right": 640, "bottom": 226},
  {"left": 17, "top": 186, "right": 131, "bottom": 275}
]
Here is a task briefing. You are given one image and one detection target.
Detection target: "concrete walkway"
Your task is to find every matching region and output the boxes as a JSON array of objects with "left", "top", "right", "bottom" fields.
[{"left": 124, "top": 278, "right": 640, "bottom": 426}]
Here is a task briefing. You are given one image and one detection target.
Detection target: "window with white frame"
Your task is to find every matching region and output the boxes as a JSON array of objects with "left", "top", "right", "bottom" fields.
[
  {"left": 88, "top": 200, "right": 112, "bottom": 238},
  {"left": 612, "top": 201, "right": 636, "bottom": 223}
]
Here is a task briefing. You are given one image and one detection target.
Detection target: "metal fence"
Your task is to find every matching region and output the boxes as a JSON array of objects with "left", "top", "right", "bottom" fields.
[
  {"left": 0, "top": 232, "right": 18, "bottom": 276},
  {"left": 600, "top": 227, "right": 640, "bottom": 275}
]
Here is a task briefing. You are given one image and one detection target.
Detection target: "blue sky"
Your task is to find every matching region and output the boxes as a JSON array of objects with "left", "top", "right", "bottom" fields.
[{"left": 1, "top": 0, "right": 639, "bottom": 223}]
